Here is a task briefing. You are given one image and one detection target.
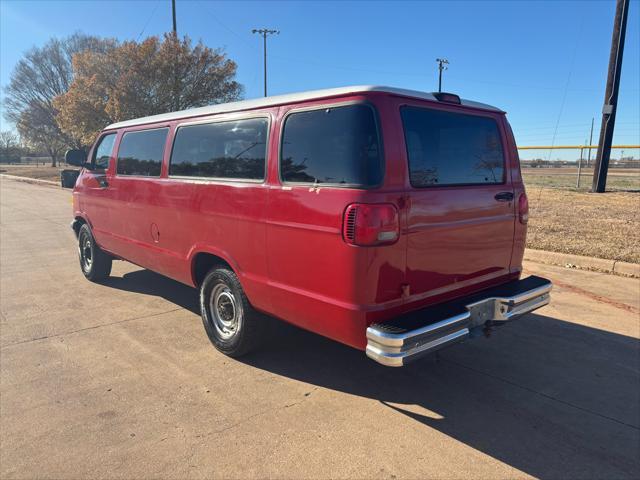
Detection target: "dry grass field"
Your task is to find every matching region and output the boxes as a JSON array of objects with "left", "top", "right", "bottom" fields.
[
  {"left": 527, "top": 187, "right": 639, "bottom": 263},
  {"left": 0, "top": 165, "right": 73, "bottom": 182},
  {"left": 522, "top": 167, "right": 640, "bottom": 192}
]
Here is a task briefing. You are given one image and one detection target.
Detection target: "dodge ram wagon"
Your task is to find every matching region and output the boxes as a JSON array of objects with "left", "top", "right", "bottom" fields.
[{"left": 66, "top": 85, "right": 552, "bottom": 366}]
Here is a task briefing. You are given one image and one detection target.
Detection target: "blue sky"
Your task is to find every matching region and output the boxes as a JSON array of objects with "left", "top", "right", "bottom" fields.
[{"left": 1, "top": 0, "right": 638, "bottom": 160}]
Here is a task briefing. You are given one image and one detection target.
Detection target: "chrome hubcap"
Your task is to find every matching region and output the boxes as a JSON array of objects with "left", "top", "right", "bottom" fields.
[
  {"left": 209, "top": 284, "right": 240, "bottom": 339},
  {"left": 80, "top": 234, "right": 92, "bottom": 271}
]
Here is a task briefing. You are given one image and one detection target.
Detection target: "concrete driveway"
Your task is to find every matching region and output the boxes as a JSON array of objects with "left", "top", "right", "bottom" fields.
[{"left": 1, "top": 177, "right": 639, "bottom": 479}]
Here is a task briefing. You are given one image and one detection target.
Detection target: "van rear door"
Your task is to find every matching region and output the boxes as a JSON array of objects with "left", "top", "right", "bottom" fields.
[{"left": 400, "top": 103, "right": 515, "bottom": 302}]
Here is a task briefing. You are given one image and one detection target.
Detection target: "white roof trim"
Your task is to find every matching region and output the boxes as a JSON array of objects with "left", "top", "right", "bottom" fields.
[{"left": 105, "top": 85, "right": 502, "bottom": 130}]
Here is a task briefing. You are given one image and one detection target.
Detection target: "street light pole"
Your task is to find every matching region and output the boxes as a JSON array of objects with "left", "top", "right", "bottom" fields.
[
  {"left": 252, "top": 28, "right": 279, "bottom": 97},
  {"left": 436, "top": 58, "right": 449, "bottom": 93}
]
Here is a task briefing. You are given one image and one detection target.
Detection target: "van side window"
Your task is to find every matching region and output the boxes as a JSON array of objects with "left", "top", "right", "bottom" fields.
[
  {"left": 93, "top": 133, "right": 116, "bottom": 170},
  {"left": 401, "top": 107, "right": 505, "bottom": 187},
  {"left": 169, "top": 118, "right": 268, "bottom": 180},
  {"left": 280, "top": 104, "right": 382, "bottom": 187},
  {"left": 116, "top": 128, "right": 168, "bottom": 177}
]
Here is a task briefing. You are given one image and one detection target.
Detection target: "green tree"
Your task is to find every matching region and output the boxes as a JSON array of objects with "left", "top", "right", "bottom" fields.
[{"left": 55, "top": 34, "right": 243, "bottom": 146}]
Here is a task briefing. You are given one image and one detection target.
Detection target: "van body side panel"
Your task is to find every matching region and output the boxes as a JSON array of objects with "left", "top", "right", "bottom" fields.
[
  {"left": 122, "top": 111, "right": 275, "bottom": 309},
  {"left": 157, "top": 179, "right": 270, "bottom": 299},
  {"left": 263, "top": 95, "right": 407, "bottom": 349},
  {"left": 265, "top": 184, "right": 366, "bottom": 346},
  {"left": 104, "top": 177, "right": 167, "bottom": 270}
]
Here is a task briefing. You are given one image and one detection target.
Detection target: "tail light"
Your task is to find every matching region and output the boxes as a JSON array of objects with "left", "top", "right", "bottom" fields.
[
  {"left": 518, "top": 192, "right": 529, "bottom": 224},
  {"left": 343, "top": 203, "right": 399, "bottom": 246}
]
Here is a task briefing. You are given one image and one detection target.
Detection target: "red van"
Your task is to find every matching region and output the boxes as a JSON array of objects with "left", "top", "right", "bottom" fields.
[{"left": 66, "top": 86, "right": 551, "bottom": 366}]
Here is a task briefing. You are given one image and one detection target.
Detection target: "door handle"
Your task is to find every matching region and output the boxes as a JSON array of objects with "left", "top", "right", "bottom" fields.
[{"left": 494, "top": 191, "right": 514, "bottom": 202}]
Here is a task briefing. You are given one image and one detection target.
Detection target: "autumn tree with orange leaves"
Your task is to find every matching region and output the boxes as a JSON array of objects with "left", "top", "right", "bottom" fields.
[{"left": 55, "top": 34, "right": 243, "bottom": 145}]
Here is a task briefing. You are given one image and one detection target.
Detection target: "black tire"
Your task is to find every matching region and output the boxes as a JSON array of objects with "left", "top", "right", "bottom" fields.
[
  {"left": 200, "top": 267, "right": 264, "bottom": 357},
  {"left": 78, "top": 223, "right": 112, "bottom": 282}
]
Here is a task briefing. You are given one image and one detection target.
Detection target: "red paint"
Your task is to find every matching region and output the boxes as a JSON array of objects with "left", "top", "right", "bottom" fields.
[{"left": 73, "top": 90, "right": 526, "bottom": 351}]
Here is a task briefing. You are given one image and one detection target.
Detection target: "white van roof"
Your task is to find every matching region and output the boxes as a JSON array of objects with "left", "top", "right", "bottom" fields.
[{"left": 105, "top": 85, "right": 503, "bottom": 130}]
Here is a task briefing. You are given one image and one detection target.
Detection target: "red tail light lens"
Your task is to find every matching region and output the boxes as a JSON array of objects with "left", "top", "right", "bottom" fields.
[
  {"left": 518, "top": 192, "right": 529, "bottom": 224},
  {"left": 343, "top": 203, "right": 399, "bottom": 246}
]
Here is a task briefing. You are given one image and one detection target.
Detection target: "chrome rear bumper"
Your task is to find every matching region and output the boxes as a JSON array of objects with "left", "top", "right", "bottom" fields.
[{"left": 366, "top": 276, "right": 552, "bottom": 367}]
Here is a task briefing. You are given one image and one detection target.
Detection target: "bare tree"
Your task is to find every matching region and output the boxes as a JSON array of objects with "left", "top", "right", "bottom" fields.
[
  {"left": 16, "top": 106, "right": 66, "bottom": 166},
  {"left": 0, "top": 131, "right": 18, "bottom": 150},
  {"left": 3, "top": 33, "right": 116, "bottom": 166},
  {"left": 0, "top": 131, "right": 22, "bottom": 163}
]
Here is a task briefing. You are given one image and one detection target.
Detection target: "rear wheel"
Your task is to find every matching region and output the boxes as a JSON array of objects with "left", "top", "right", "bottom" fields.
[
  {"left": 200, "top": 267, "right": 263, "bottom": 357},
  {"left": 78, "top": 223, "right": 112, "bottom": 282}
]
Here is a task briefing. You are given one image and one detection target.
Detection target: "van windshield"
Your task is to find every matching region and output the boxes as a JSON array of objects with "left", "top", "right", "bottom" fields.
[
  {"left": 401, "top": 107, "right": 505, "bottom": 187},
  {"left": 280, "top": 104, "right": 382, "bottom": 187}
]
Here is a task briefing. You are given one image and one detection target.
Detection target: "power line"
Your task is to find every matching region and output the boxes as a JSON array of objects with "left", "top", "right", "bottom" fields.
[
  {"left": 528, "top": 14, "right": 585, "bottom": 246},
  {"left": 136, "top": 1, "right": 161, "bottom": 41},
  {"left": 546, "top": 15, "right": 585, "bottom": 163},
  {"left": 201, "top": 3, "right": 258, "bottom": 51}
]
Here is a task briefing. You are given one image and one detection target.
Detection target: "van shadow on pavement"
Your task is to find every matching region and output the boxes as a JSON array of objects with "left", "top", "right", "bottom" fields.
[
  {"left": 102, "top": 269, "right": 201, "bottom": 314},
  {"left": 102, "top": 268, "right": 640, "bottom": 479}
]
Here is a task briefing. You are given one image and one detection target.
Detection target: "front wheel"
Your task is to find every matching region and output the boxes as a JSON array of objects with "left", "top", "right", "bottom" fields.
[
  {"left": 78, "top": 223, "right": 112, "bottom": 282},
  {"left": 200, "top": 267, "right": 264, "bottom": 357}
]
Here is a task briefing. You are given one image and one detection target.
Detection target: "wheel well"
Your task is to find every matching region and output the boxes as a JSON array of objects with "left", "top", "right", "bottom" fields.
[
  {"left": 73, "top": 217, "right": 87, "bottom": 237},
  {"left": 192, "top": 253, "right": 233, "bottom": 287}
]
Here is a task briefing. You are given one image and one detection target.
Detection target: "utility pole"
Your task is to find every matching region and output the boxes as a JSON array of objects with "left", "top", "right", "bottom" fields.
[
  {"left": 586, "top": 117, "right": 594, "bottom": 167},
  {"left": 436, "top": 58, "right": 449, "bottom": 93},
  {"left": 592, "top": 0, "right": 629, "bottom": 193},
  {"left": 171, "top": 0, "right": 177, "bottom": 35},
  {"left": 252, "top": 28, "right": 279, "bottom": 97},
  {"left": 577, "top": 142, "right": 585, "bottom": 189}
]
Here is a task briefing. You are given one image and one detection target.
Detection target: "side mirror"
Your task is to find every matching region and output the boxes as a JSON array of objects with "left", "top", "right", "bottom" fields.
[{"left": 65, "top": 149, "right": 88, "bottom": 168}]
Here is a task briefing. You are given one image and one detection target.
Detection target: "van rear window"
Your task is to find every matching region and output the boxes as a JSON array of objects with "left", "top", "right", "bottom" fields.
[
  {"left": 401, "top": 107, "right": 505, "bottom": 187},
  {"left": 169, "top": 118, "right": 268, "bottom": 180},
  {"left": 280, "top": 104, "right": 382, "bottom": 187},
  {"left": 116, "top": 128, "right": 168, "bottom": 177}
]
